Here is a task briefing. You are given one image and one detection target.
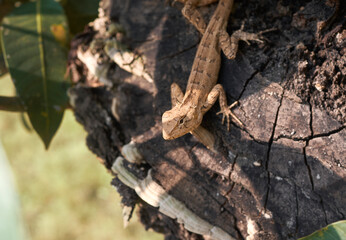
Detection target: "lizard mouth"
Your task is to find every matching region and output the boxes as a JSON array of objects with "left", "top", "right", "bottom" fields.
[
  {"left": 162, "top": 126, "right": 179, "bottom": 140},
  {"left": 162, "top": 127, "right": 189, "bottom": 140},
  {"left": 162, "top": 130, "right": 173, "bottom": 140}
]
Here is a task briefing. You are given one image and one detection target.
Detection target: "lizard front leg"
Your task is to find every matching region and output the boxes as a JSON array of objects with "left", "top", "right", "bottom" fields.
[{"left": 201, "top": 84, "right": 243, "bottom": 130}]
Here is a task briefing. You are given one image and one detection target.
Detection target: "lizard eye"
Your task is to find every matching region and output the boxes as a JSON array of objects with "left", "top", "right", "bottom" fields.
[{"left": 179, "top": 118, "right": 184, "bottom": 124}]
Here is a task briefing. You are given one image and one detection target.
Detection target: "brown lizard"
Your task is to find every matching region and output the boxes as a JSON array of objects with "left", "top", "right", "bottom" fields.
[{"left": 162, "top": 0, "right": 272, "bottom": 142}]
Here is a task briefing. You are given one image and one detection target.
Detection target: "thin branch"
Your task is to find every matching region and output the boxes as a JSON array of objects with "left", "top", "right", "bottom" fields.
[{"left": 0, "top": 96, "right": 26, "bottom": 112}]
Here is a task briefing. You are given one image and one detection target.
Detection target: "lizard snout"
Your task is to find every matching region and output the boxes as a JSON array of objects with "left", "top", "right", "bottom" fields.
[
  {"left": 162, "top": 128, "right": 174, "bottom": 140},
  {"left": 162, "top": 111, "right": 175, "bottom": 140}
]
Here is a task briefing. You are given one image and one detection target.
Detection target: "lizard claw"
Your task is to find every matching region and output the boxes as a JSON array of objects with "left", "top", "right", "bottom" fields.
[
  {"left": 232, "top": 25, "right": 276, "bottom": 46},
  {"left": 216, "top": 101, "right": 243, "bottom": 130},
  {"left": 250, "top": 27, "right": 277, "bottom": 43}
]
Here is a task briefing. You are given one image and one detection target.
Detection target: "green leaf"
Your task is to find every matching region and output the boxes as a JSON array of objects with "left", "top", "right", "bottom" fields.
[
  {"left": 61, "top": 0, "right": 100, "bottom": 34},
  {"left": 1, "top": 0, "right": 70, "bottom": 148},
  {"left": 299, "top": 220, "right": 346, "bottom": 240},
  {"left": 0, "top": 30, "right": 8, "bottom": 76}
]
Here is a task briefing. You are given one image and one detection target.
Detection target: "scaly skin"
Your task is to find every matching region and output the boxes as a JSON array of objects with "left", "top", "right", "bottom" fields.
[{"left": 162, "top": 0, "right": 266, "bottom": 140}]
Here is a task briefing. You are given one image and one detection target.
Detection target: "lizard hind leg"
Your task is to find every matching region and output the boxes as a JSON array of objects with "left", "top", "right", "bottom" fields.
[
  {"left": 219, "top": 24, "right": 276, "bottom": 60},
  {"left": 181, "top": 0, "right": 217, "bottom": 34},
  {"left": 170, "top": 83, "right": 184, "bottom": 107}
]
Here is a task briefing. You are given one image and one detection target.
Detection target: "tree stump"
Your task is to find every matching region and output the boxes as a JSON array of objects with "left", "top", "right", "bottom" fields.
[{"left": 69, "top": 0, "right": 345, "bottom": 239}]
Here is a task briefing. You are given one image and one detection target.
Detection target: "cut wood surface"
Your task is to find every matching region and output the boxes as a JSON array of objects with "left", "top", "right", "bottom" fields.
[{"left": 70, "top": 0, "right": 345, "bottom": 239}]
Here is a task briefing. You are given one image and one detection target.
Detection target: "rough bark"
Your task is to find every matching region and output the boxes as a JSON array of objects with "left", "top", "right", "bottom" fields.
[{"left": 69, "top": 0, "right": 345, "bottom": 239}]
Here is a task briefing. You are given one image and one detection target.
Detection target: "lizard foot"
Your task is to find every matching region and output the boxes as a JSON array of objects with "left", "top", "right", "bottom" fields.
[
  {"left": 220, "top": 22, "right": 277, "bottom": 59},
  {"left": 233, "top": 22, "right": 277, "bottom": 45},
  {"left": 216, "top": 101, "right": 244, "bottom": 130}
]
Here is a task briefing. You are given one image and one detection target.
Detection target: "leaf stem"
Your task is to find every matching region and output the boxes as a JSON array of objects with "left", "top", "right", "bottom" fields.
[{"left": 0, "top": 96, "right": 26, "bottom": 112}]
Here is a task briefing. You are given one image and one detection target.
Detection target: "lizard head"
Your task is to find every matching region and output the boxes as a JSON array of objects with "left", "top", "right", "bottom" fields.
[{"left": 162, "top": 106, "right": 202, "bottom": 140}]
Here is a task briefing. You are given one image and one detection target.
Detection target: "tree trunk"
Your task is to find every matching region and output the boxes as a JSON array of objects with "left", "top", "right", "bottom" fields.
[{"left": 69, "top": 0, "right": 345, "bottom": 239}]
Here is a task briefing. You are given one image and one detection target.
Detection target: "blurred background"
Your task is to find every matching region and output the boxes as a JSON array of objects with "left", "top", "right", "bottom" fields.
[{"left": 0, "top": 74, "right": 163, "bottom": 240}]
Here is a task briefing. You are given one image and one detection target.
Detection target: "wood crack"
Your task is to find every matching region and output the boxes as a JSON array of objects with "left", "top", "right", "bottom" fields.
[
  {"left": 303, "top": 100, "right": 315, "bottom": 192},
  {"left": 237, "top": 69, "right": 259, "bottom": 101},
  {"left": 273, "top": 126, "right": 345, "bottom": 142},
  {"left": 294, "top": 185, "right": 299, "bottom": 238},
  {"left": 237, "top": 53, "right": 273, "bottom": 101},
  {"left": 302, "top": 124, "right": 314, "bottom": 190},
  {"left": 220, "top": 155, "right": 238, "bottom": 210},
  {"left": 264, "top": 83, "right": 286, "bottom": 210},
  {"left": 304, "top": 99, "right": 328, "bottom": 225}
]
